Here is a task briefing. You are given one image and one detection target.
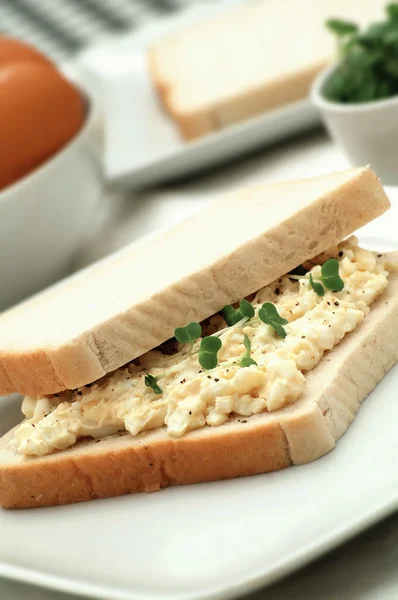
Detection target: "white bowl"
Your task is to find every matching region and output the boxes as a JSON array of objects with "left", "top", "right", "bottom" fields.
[
  {"left": 311, "top": 63, "right": 398, "bottom": 185},
  {"left": 0, "top": 93, "right": 103, "bottom": 312}
]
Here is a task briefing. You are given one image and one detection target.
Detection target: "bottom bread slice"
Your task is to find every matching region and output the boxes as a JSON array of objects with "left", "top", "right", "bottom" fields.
[{"left": 1, "top": 262, "right": 398, "bottom": 509}]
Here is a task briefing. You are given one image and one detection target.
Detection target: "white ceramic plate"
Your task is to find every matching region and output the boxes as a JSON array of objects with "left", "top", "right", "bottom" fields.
[
  {"left": 64, "top": 0, "right": 321, "bottom": 189},
  {"left": 0, "top": 192, "right": 398, "bottom": 600}
]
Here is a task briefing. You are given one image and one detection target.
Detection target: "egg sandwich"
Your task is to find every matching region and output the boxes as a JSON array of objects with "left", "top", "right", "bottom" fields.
[{"left": 0, "top": 166, "right": 396, "bottom": 508}]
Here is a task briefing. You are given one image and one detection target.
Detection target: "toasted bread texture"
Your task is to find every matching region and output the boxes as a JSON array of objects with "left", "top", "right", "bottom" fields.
[
  {"left": 1, "top": 254, "right": 397, "bottom": 509},
  {"left": 148, "top": 0, "right": 384, "bottom": 139},
  {"left": 0, "top": 168, "right": 390, "bottom": 397}
]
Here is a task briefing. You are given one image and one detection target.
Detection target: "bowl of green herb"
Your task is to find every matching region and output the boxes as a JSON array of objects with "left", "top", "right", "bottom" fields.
[{"left": 311, "top": 2, "right": 398, "bottom": 184}]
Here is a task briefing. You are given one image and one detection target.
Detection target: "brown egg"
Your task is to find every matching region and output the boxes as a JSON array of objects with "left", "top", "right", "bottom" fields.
[
  {"left": 0, "top": 36, "right": 54, "bottom": 69},
  {"left": 0, "top": 61, "right": 85, "bottom": 190}
]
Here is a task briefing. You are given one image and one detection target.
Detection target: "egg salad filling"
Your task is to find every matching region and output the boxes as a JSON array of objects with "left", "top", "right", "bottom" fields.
[{"left": 12, "top": 237, "right": 391, "bottom": 457}]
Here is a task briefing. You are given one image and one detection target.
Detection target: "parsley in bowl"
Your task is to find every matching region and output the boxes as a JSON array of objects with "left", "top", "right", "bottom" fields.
[
  {"left": 323, "top": 3, "right": 398, "bottom": 104},
  {"left": 311, "top": 3, "right": 398, "bottom": 185}
]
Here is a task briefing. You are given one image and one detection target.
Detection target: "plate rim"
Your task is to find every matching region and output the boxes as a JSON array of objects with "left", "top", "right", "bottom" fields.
[{"left": 0, "top": 496, "right": 396, "bottom": 600}]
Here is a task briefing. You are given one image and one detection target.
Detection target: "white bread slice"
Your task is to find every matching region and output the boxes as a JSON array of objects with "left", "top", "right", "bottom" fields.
[
  {"left": 1, "top": 252, "right": 397, "bottom": 509},
  {"left": 149, "top": 0, "right": 384, "bottom": 139},
  {"left": 0, "top": 167, "right": 390, "bottom": 397}
]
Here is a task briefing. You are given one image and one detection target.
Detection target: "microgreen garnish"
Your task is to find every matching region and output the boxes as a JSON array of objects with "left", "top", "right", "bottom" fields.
[
  {"left": 222, "top": 299, "right": 255, "bottom": 326},
  {"left": 309, "top": 258, "right": 344, "bottom": 296},
  {"left": 198, "top": 336, "right": 222, "bottom": 370},
  {"left": 326, "top": 19, "right": 358, "bottom": 38},
  {"left": 240, "top": 334, "right": 257, "bottom": 368},
  {"left": 174, "top": 321, "right": 202, "bottom": 348},
  {"left": 258, "top": 302, "right": 288, "bottom": 339},
  {"left": 325, "top": 4, "right": 398, "bottom": 103},
  {"left": 144, "top": 373, "right": 163, "bottom": 394},
  {"left": 309, "top": 273, "right": 325, "bottom": 297},
  {"left": 319, "top": 258, "right": 345, "bottom": 291}
]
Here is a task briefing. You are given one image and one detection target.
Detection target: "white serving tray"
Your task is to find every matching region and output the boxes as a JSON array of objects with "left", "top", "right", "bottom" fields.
[
  {"left": 0, "top": 193, "right": 397, "bottom": 600},
  {"left": 64, "top": 0, "right": 321, "bottom": 189}
]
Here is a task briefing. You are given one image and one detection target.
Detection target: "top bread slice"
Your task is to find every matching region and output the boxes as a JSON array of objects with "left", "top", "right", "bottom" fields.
[
  {"left": 148, "top": 0, "right": 384, "bottom": 140},
  {"left": 0, "top": 167, "right": 390, "bottom": 397}
]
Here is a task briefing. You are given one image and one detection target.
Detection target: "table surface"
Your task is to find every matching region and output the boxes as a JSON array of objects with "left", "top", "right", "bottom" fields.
[{"left": 1, "top": 129, "right": 397, "bottom": 600}]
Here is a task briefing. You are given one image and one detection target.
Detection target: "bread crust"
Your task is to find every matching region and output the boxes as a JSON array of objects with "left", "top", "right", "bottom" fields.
[
  {"left": 1, "top": 256, "right": 397, "bottom": 509},
  {"left": 148, "top": 46, "right": 215, "bottom": 140},
  {"left": 0, "top": 168, "right": 390, "bottom": 397}
]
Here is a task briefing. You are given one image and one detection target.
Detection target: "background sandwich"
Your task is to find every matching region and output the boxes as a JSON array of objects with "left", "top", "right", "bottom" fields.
[{"left": 148, "top": 0, "right": 385, "bottom": 139}]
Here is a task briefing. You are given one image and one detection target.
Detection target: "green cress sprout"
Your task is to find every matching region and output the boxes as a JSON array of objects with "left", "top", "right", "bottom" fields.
[
  {"left": 309, "top": 273, "right": 325, "bottom": 297},
  {"left": 240, "top": 334, "right": 257, "bottom": 367},
  {"left": 222, "top": 299, "right": 255, "bottom": 326},
  {"left": 324, "top": 4, "right": 398, "bottom": 103},
  {"left": 258, "top": 303, "right": 288, "bottom": 339},
  {"left": 144, "top": 373, "right": 163, "bottom": 394},
  {"left": 290, "top": 258, "right": 344, "bottom": 297},
  {"left": 309, "top": 258, "right": 344, "bottom": 296},
  {"left": 174, "top": 321, "right": 202, "bottom": 351},
  {"left": 174, "top": 321, "right": 223, "bottom": 370},
  {"left": 326, "top": 19, "right": 358, "bottom": 38},
  {"left": 198, "top": 336, "right": 222, "bottom": 370}
]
